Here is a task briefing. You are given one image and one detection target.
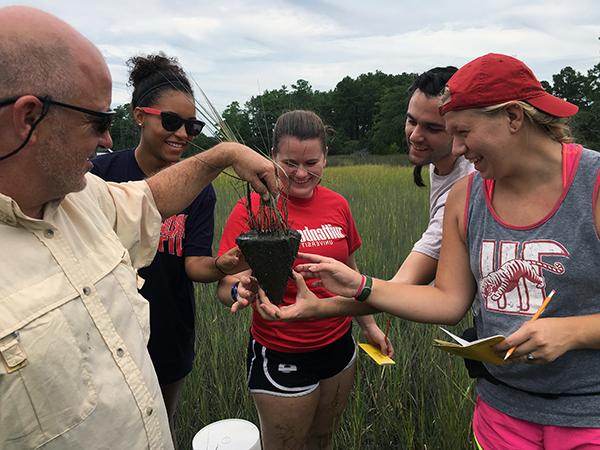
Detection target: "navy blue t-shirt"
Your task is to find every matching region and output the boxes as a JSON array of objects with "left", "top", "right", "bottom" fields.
[{"left": 91, "top": 149, "right": 215, "bottom": 384}]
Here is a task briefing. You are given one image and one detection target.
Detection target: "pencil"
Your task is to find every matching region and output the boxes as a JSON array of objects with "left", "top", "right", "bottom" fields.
[{"left": 504, "top": 289, "right": 556, "bottom": 361}]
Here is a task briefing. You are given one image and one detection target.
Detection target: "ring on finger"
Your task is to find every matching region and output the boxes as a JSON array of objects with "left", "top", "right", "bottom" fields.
[{"left": 527, "top": 352, "right": 535, "bottom": 361}]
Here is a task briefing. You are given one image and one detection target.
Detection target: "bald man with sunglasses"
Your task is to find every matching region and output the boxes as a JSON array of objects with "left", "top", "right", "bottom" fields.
[{"left": 0, "top": 6, "right": 277, "bottom": 450}]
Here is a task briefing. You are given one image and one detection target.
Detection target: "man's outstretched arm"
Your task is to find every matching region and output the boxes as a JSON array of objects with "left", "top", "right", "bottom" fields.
[{"left": 147, "top": 142, "right": 277, "bottom": 219}]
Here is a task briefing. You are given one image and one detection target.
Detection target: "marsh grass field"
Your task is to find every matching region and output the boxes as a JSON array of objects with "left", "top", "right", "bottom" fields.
[{"left": 175, "top": 163, "right": 475, "bottom": 449}]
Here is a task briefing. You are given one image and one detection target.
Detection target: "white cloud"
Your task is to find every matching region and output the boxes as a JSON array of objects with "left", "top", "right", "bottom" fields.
[
  {"left": 5, "top": 0, "right": 600, "bottom": 110},
  {"left": 108, "top": 16, "right": 221, "bottom": 42}
]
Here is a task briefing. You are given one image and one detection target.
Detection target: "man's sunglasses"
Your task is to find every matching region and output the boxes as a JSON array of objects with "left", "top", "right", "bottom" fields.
[
  {"left": 45, "top": 97, "right": 115, "bottom": 135},
  {"left": 0, "top": 95, "right": 115, "bottom": 135},
  {"left": 139, "top": 107, "right": 205, "bottom": 137},
  {"left": 0, "top": 95, "right": 115, "bottom": 161}
]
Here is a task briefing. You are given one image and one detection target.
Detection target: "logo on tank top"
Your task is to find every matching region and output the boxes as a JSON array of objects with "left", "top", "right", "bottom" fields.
[
  {"left": 479, "top": 239, "right": 569, "bottom": 314},
  {"left": 298, "top": 224, "right": 345, "bottom": 248},
  {"left": 158, "top": 213, "right": 188, "bottom": 257}
]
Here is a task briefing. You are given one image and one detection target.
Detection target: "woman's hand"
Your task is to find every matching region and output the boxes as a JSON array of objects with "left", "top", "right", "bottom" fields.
[
  {"left": 295, "top": 252, "right": 363, "bottom": 298},
  {"left": 360, "top": 322, "right": 394, "bottom": 357},
  {"left": 257, "top": 271, "right": 323, "bottom": 321},
  {"left": 495, "top": 317, "right": 575, "bottom": 364},
  {"left": 231, "top": 274, "right": 259, "bottom": 313},
  {"left": 216, "top": 246, "right": 249, "bottom": 275}
]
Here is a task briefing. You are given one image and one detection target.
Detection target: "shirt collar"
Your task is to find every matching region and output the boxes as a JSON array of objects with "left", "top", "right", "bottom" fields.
[
  {"left": 0, "top": 192, "right": 20, "bottom": 226},
  {"left": 0, "top": 191, "right": 59, "bottom": 228}
]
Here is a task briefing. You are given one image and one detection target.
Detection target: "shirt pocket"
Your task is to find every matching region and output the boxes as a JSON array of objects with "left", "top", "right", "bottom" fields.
[
  {"left": 111, "top": 252, "right": 151, "bottom": 344},
  {"left": 0, "top": 305, "right": 97, "bottom": 449}
]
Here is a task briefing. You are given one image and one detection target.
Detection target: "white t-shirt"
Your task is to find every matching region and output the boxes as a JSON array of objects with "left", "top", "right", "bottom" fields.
[{"left": 412, "top": 157, "right": 474, "bottom": 260}]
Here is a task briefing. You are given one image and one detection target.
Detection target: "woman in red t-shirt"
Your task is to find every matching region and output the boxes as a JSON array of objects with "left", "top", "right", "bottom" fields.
[{"left": 217, "top": 110, "right": 392, "bottom": 450}]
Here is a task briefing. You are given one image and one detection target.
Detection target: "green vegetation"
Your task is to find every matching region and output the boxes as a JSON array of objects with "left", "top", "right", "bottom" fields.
[
  {"left": 110, "top": 62, "right": 600, "bottom": 155},
  {"left": 175, "top": 164, "right": 475, "bottom": 449}
]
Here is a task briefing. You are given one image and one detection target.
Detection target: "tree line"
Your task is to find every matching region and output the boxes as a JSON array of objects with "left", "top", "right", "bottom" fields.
[{"left": 108, "top": 63, "right": 600, "bottom": 157}]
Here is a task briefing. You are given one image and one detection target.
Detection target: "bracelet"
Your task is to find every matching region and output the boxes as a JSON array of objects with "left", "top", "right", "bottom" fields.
[
  {"left": 354, "top": 275, "right": 373, "bottom": 302},
  {"left": 214, "top": 256, "right": 227, "bottom": 276},
  {"left": 354, "top": 275, "right": 366, "bottom": 298},
  {"left": 230, "top": 281, "right": 240, "bottom": 303}
]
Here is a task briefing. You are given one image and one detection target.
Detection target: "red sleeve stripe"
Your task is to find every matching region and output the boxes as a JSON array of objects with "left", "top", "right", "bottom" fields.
[
  {"left": 464, "top": 173, "right": 474, "bottom": 238},
  {"left": 562, "top": 143, "right": 582, "bottom": 189}
]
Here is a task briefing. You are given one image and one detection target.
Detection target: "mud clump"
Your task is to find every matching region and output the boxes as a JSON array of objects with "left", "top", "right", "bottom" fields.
[{"left": 236, "top": 229, "right": 301, "bottom": 305}]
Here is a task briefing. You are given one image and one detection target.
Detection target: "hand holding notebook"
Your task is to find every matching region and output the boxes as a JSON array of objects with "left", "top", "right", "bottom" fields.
[{"left": 433, "top": 327, "right": 506, "bottom": 365}]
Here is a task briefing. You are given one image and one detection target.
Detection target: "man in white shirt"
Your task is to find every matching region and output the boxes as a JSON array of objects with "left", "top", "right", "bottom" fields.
[
  {"left": 391, "top": 67, "right": 474, "bottom": 285},
  {"left": 0, "top": 6, "right": 276, "bottom": 450}
]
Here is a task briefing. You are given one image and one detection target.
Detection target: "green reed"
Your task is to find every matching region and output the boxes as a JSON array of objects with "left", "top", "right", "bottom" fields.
[{"left": 176, "top": 164, "right": 476, "bottom": 449}]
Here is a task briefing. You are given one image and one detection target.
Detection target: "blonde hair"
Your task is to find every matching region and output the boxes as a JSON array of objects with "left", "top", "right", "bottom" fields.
[{"left": 479, "top": 101, "right": 574, "bottom": 143}]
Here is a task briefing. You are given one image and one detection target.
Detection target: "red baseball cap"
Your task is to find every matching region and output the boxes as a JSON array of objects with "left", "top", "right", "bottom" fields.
[{"left": 439, "top": 53, "right": 578, "bottom": 118}]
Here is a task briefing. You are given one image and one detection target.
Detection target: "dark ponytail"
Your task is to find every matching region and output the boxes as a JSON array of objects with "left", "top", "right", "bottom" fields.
[{"left": 413, "top": 166, "right": 426, "bottom": 187}]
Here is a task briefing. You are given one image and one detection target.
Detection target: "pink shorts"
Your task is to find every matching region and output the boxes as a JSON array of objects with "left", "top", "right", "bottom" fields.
[{"left": 473, "top": 396, "right": 600, "bottom": 450}]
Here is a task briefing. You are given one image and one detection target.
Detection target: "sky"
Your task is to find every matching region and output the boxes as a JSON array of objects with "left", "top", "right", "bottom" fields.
[{"left": 6, "top": 0, "right": 600, "bottom": 110}]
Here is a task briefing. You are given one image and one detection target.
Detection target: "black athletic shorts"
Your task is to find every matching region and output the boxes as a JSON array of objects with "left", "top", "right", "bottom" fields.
[{"left": 246, "top": 326, "right": 356, "bottom": 397}]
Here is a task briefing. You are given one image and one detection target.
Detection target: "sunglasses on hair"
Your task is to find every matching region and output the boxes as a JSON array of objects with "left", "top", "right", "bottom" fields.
[{"left": 139, "top": 107, "right": 205, "bottom": 137}]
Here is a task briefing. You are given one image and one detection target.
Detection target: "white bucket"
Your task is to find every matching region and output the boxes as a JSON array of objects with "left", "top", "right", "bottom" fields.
[{"left": 191, "top": 418, "right": 261, "bottom": 450}]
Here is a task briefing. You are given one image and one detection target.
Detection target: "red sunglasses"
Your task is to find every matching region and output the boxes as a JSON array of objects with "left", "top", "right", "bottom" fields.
[{"left": 140, "top": 107, "right": 205, "bottom": 136}]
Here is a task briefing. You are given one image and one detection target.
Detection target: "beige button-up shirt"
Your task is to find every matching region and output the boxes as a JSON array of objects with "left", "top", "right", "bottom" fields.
[{"left": 0, "top": 174, "right": 173, "bottom": 450}]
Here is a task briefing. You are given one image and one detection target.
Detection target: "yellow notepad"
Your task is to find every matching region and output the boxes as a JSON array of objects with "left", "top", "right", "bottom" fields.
[
  {"left": 433, "top": 327, "right": 506, "bottom": 365},
  {"left": 358, "top": 343, "right": 395, "bottom": 365}
]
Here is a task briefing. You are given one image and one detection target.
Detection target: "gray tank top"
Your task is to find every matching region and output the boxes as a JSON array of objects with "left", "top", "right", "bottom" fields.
[{"left": 467, "top": 145, "right": 600, "bottom": 427}]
